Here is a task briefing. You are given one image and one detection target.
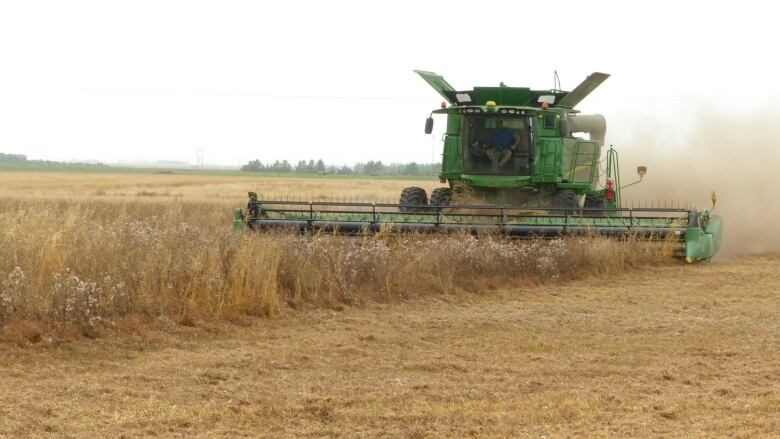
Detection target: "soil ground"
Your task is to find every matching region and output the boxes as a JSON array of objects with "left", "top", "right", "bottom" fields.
[{"left": 1, "top": 254, "right": 778, "bottom": 438}]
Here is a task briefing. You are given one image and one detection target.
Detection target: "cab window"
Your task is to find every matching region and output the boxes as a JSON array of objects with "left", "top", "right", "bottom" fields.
[{"left": 462, "top": 116, "right": 532, "bottom": 175}]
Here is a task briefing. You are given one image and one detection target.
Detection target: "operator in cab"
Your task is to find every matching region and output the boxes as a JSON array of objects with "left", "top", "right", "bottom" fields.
[{"left": 486, "top": 119, "right": 521, "bottom": 167}]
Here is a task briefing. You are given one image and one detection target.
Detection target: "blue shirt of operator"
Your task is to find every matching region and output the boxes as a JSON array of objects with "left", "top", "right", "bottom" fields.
[{"left": 489, "top": 127, "right": 516, "bottom": 150}]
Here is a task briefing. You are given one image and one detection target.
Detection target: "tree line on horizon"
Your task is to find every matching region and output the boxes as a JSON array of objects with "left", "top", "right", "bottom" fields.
[
  {"left": 0, "top": 152, "right": 105, "bottom": 167},
  {"left": 240, "top": 159, "right": 441, "bottom": 176}
]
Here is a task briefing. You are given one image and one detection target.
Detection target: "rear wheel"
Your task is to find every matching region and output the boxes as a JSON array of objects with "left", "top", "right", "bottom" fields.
[
  {"left": 399, "top": 187, "right": 429, "bottom": 213},
  {"left": 430, "top": 187, "right": 453, "bottom": 207}
]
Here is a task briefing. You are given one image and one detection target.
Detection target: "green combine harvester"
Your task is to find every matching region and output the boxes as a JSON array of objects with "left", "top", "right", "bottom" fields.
[{"left": 234, "top": 71, "right": 723, "bottom": 262}]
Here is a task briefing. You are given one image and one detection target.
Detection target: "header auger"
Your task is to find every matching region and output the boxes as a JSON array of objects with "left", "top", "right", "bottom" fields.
[{"left": 235, "top": 71, "right": 723, "bottom": 262}]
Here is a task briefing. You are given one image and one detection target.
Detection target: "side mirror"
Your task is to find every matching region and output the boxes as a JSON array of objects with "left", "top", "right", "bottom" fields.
[
  {"left": 620, "top": 166, "right": 648, "bottom": 191},
  {"left": 424, "top": 117, "right": 434, "bottom": 134}
]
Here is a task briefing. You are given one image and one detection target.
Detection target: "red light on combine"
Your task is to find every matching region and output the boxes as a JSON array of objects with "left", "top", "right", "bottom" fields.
[{"left": 605, "top": 179, "right": 615, "bottom": 201}]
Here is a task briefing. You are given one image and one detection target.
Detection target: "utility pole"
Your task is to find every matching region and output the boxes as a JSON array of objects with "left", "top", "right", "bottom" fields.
[{"left": 195, "top": 148, "right": 204, "bottom": 168}]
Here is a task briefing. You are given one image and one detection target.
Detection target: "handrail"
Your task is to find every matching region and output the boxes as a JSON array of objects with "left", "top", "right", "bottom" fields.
[{"left": 255, "top": 199, "right": 690, "bottom": 213}]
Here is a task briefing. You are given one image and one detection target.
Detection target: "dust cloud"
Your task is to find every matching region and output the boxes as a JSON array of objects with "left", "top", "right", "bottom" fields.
[{"left": 613, "top": 104, "right": 780, "bottom": 258}]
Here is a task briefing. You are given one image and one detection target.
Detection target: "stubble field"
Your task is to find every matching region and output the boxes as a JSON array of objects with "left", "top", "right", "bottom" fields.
[{"left": 0, "top": 170, "right": 778, "bottom": 437}]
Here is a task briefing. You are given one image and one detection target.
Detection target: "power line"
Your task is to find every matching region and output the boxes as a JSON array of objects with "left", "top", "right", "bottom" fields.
[
  {"left": 586, "top": 95, "right": 780, "bottom": 102},
  {"left": 38, "top": 85, "right": 432, "bottom": 101}
]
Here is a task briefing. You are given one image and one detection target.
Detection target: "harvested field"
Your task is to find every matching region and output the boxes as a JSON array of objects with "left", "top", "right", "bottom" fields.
[{"left": 1, "top": 254, "right": 778, "bottom": 437}]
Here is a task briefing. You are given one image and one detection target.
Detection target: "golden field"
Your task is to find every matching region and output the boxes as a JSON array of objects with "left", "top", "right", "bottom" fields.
[
  {"left": 0, "top": 171, "right": 442, "bottom": 205},
  {"left": 0, "top": 170, "right": 778, "bottom": 437},
  {"left": 0, "top": 171, "right": 667, "bottom": 332}
]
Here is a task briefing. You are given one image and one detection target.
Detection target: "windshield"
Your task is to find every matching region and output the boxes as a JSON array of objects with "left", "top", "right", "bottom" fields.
[{"left": 462, "top": 116, "right": 532, "bottom": 175}]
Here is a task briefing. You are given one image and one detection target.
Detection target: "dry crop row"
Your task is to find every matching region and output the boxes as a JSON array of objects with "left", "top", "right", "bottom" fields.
[{"left": 0, "top": 198, "right": 670, "bottom": 337}]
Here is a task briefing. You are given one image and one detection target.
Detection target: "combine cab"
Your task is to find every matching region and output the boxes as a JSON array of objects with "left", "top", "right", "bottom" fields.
[{"left": 235, "top": 71, "right": 723, "bottom": 262}]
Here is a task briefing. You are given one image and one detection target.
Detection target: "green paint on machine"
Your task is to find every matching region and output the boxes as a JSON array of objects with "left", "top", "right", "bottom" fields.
[{"left": 234, "top": 71, "right": 723, "bottom": 262}]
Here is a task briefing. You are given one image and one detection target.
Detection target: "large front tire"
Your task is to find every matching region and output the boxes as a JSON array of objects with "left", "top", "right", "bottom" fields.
[
  {"left": 399, "top": 187, "right": 429, "bottom": 213},
  {"left": 583, "top": 195, "right": 607, "bottom": 217},
  {"left": 430, "top": 187, "right": 453, "bottom": 207}
]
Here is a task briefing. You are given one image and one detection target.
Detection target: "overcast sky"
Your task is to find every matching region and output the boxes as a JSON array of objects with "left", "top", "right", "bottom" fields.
[{"left": 1, "top": 0, "right": 778, "bottom": 166}]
